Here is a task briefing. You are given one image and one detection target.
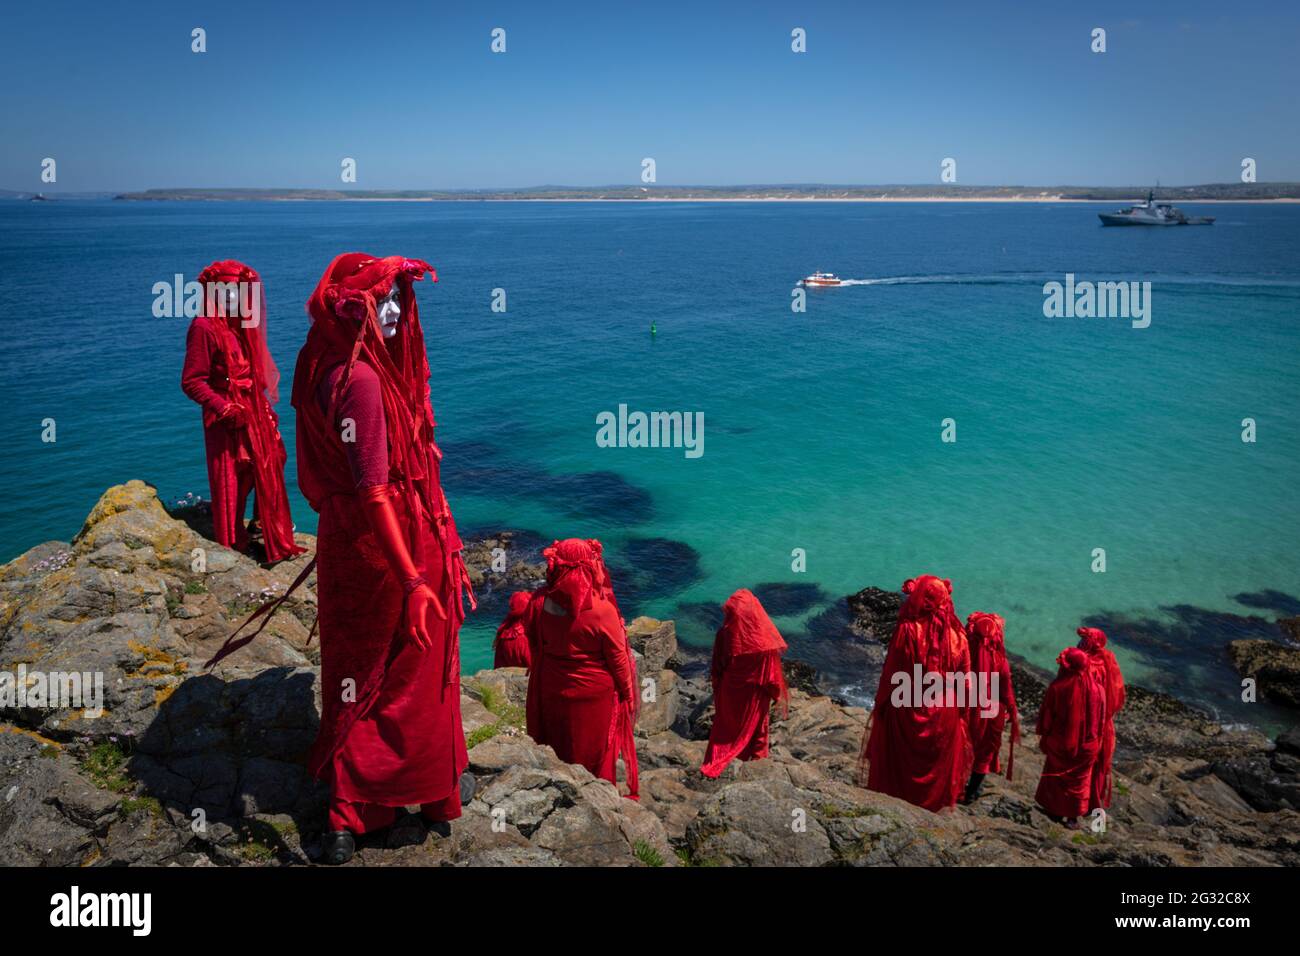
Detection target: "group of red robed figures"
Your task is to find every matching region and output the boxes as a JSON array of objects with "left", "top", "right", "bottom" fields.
[
  {"left": 859, "top": 574, "right": 1126, "bottom": 820},
  {"left": 183, "top": 257, "right": 1125, "bottom": 862}
]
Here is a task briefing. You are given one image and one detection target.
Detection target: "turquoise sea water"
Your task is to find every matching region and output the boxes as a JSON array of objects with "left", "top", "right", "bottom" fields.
[{"left": 1, "top": 200, "right": 1297, "bottom": 728}]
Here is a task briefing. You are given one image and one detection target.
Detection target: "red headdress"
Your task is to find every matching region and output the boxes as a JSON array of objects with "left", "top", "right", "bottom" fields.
[
  {"left": 296, "top": 254, "right": 437, "bottom": 507},
  {"left": 1076, "top": 626, "right": 1107, "bottom": 652},
  {"left": 896, "top": 575, "right": 967, "bottom": 673},
  {"left": 495, "top": 590, "right": 533, "bottom": 646},
  {"left": 1077, "top": 624, "right": 1125, "bottom": 743},
  {"left": 506, "top": 589, "right": 531, "bottom": 617},
  {"left": 1054, "top": 647, "right": 1106, "bottom": 744},
  {"left": 717, "top": 589, "right": 788, "bottom": 657},
  {"left": 542, "top": 538, "right": 619, "bottom": 617},
  {"left": 1057, "top": 647, "right": 1088, "bottom": 674},
  {"left": 198, "top": 259, "right": 280, "bottom": 404},
  {"left": 966, "top": 611, "right": 1005, "bottom": 649}
]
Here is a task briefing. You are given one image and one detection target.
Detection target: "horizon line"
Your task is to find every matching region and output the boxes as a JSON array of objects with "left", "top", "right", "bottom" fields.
[{"left": 9, "top": 180, "right": 1300, "bottom": 195}]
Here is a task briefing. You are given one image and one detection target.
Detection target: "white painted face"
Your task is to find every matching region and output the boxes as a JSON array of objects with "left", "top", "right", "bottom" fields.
[{"left": 377, "top": 284, "right": 402, "bottom": 339}]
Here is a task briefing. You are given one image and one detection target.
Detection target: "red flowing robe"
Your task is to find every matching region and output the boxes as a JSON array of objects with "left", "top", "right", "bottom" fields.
[
  {"left": 701, "top": 589, "right": 788, "bottom": 778},
  {"left": 293, "top": 254, "right": 471, "bottom": 831},
  {"left": 859, "top": 575, "right": 973, "bottom": 812},
  {"left": 1034, "top": 648, "right": 1106, "bottom": 820},
  {"left": 180, "top": 270, "right": 302, "bottom": 563},
  {"left": 965, "top": 612, "right": 1019, "bottom": 778},
  {"left": 1078, "top": 628, "right": 1125, "bottom": 809},
  {"left": 493, "top": 592, "right": 533, "bottom": 669},
  {"left": 524, "top": 540, "right": 638, "bottom": 799}
]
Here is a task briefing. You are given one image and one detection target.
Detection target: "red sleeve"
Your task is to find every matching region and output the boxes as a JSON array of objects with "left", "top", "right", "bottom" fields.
[
  {"left": 181, "top": 319, "right": 229, "bottom": 417},
  {"left": 1001, "top": 657, "right": 1017, "bottom": 717},
  {"left": 523, "top": 592, "right": 546, "bottom": 663},
  {"left": 594, "top": 601, "right": 635, "bottom": 702},
  {"left": 1108, "top": 654, "right": 1126, "bottom": 714},
  {"left": 709, "top": 631, "right": 726, "bottom": 688},
  {"left": 318, "top": 362, "right": 389, "bottom": 488}
]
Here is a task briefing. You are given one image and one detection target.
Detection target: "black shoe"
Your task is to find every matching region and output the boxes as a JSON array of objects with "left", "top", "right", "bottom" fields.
[
  {"left": 321, "top": 830, "right": 355, "bottom": 865},
  {"left": 962, "top": 773, "right": 986, "bottom": 805},
  {"left": 426, "top": 820, "right": 453, "bottom": 839},
  {"left": 459, "top": 770, "right": 477, "bottom": 804}
]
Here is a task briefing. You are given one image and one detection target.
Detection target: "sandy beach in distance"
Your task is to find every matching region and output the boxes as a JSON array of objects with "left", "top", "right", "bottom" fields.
[{"left": 325, "top": 196, "right": 1300, "bottom": 203}]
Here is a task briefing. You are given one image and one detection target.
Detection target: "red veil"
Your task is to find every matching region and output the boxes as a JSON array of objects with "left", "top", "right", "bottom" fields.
[
  {"left": 711, "top": 588, "right": 789, "bottom": 716},
  {"left": 700, "top": 589, "right": 789, "bottom": 778},
  {"left": 196, "top": 259, "right": 302, "bottom": 563}
]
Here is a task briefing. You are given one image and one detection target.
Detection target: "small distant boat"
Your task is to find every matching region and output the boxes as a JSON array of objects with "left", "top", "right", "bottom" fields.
[
  {"left": 800, "top": 271, "right": 842, "bottom": 286},
  {"left": 1098, "top": 190, "right": 1214, "bottom": 226}
]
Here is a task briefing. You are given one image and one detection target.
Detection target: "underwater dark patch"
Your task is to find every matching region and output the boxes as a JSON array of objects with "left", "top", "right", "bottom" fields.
[
  {"left": 669, "top": 600, "right": 726, "bottom": 648},
  {"left": 749, "top": 581, "right": 830, "bottom": 616},
  {"left": 601, "top": 536, "right": 702, "bottom": 619},
  {"left": 1232, "top": 589, "right": 1300, "bottom": 617},
  {"left": 1081, "top": 603, "right": 1294, "bottom": 728},
  {"left": 804, "top": 599, "right": 856, "bottom": 644},
  {"left": 546, "top": 471, "right": 654, "bottom": 524},
  {"left": 439, "top": 441, "right": 655, "bottom": 525},
  {"left": 622, "top": 537, "right": 703, "bottom": 594}
]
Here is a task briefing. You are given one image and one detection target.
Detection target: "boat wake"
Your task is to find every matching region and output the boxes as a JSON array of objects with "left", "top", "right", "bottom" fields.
[
  {"left": 832, "top": 273, "right": 1045, "bottom": 287},
  {"left": 823, "top": 273, "right": 1300, "bottom": 292}
]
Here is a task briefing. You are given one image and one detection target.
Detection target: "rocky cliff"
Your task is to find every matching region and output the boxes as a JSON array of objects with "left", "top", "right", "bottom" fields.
[{"left": 1, "top": 481, "right": 1297, "bottom": 866}]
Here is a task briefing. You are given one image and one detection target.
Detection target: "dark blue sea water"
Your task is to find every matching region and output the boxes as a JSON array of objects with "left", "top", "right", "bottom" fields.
[{"left": 2, "top": 200, "right": 1298, "bottom": 728}]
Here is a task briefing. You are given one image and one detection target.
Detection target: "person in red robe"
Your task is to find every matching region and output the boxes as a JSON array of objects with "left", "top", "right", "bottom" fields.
[
  {"left": 858, "top": 575, "right": 973, "bottom": 812},
  {"left": 252, "top": 252, "right": 472, "bottom": 864},
  {"left": 1076, "top": 626, "right": 1125, "bottom": 811},
  {"left": 1034, "top": 647, "right": 1106, "bottom": 826},
  {"left": 700, "top": 589, "right": 789, "bottom": 778},
  {"left": 493, "top": 591, "right": 533, "bottom": 669},
  {"left": 524, "top": 539, "right": 639, "bottom": 799},
  {"left": 960, "top": 611, "right": 1019, "bottom": 803},
  {"left": 180, "top": 260, "right": 303, "bottom": 563}
]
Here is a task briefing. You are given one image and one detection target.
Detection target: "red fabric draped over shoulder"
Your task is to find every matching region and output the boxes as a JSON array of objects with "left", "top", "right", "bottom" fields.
[
  {"left": 1034, "top": 647, "right": 1106, "bottom": 819},
  {"left": 701, "top": 589, "right": 789, "bottom": 778},
  {"left": 858, "top": 575, "right": 973, "bottom": 811},
  {"left": 524, "top": 539, "right": 638, "bottom": 799},
  {"left": 964, "top": 611, "right": 1019, "bottom": 780},
  {"left": 1077, "top": 626, "right": 1125, "bottom": 809}
]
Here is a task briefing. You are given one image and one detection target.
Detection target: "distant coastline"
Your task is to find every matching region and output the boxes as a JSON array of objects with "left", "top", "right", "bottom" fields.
[{"left": 8, "top": 182, "right": 1295, "bottom": 203}]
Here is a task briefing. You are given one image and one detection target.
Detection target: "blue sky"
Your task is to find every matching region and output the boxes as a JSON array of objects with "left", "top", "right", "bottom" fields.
[{"left": 2, "top": 0, "right": 1297, "bottom": 190}]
